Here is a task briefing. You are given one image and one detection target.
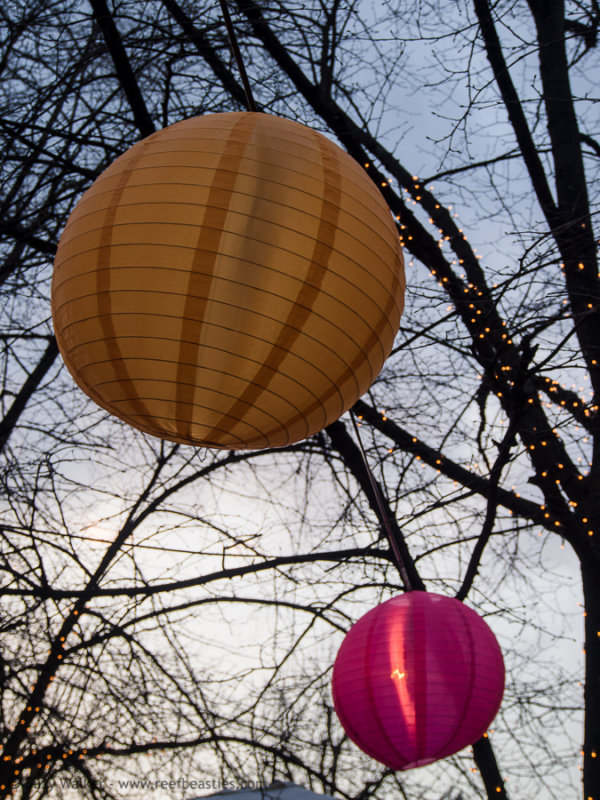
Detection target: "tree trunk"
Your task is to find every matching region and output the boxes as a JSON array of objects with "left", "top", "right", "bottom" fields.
[{"left": 581, "top": 552, "right": 600, "bottom": 799}]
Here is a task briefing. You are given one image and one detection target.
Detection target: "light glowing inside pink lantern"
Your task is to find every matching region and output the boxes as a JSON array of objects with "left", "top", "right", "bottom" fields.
[{"left": 331, "top": 591, "right": 505, "bottom": 770}]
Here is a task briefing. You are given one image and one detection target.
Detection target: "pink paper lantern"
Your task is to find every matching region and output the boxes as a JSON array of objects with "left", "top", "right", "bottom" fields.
[{"left": 331, "top": 591, "right": 504, "bottom": 770}]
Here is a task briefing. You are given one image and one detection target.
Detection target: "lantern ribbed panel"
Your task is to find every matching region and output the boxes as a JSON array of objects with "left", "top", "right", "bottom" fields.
[
  {"left": 52, "top": 112, "right": 405, "bottom": 449},
  {"left": 331, "top": 592, "right": 504, "bottom": 770}
]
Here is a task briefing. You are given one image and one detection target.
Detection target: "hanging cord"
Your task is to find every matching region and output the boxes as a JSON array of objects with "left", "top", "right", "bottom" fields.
[
  {"left": 218, "top": 0, "right": 258, "bottom": 112},
  {"left": 349, "top": 408, "right": 413, "bottom": 591}
]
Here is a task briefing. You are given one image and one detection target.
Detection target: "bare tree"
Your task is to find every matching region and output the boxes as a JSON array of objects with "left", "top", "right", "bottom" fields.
[{"left": 0, "top": 1, "right": 598, "bottom": 799}]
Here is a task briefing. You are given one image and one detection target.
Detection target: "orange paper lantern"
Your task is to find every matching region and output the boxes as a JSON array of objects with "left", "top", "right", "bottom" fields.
[{"left": 52, "top": 112, "right": 405, "bottom": 449}]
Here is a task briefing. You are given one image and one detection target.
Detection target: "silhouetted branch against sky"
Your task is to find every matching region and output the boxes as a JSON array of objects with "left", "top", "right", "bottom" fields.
[{"left": 0, "top": 1, "right": 598, "bottom": 798}]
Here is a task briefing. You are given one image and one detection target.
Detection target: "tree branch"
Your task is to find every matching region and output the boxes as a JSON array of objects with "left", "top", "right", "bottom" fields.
[
  {"left": 353, "top": 399, "right": 547, "bottom": 527},
  {"left": 456, "top": 410, "right": 519, "bottom": 601},
  {"left": 0, "top": 547, "right": 390, "bottom": 599},
  {"left": 89, "top": 0, "right": 155, "bottom": 138},
  {"left": 0, "top": 337, "right": 59, "bottom": 452},
  {"left": 473, "top": 0, "right": 558, "bottom": 223},
  {"left": 161, "top": 0, "right": 252, "bottom": 110}
]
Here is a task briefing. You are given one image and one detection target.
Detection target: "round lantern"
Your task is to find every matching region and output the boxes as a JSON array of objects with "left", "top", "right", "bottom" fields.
[
  {"left": 331, "top": 591, "right": 504, "bottom": 770},
  {"left": 52, "top": 112, "right": 405, "bottom": 450}
]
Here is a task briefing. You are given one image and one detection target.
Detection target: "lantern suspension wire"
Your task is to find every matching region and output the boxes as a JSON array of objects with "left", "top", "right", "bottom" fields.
[
  {"left": 349, "top": 408, "right": 413, "bottom": 591},
  {"left": 218, "top": 0, "right": 258, "bottom": 112}
]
